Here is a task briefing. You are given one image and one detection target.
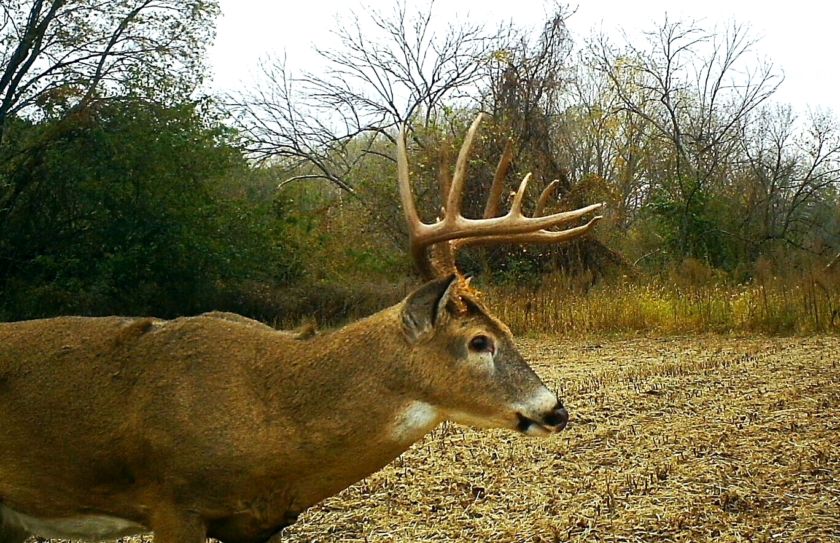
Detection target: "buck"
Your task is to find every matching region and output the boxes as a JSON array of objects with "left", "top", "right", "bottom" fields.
[{"left": 0, "top": 114, "right": 602, "bottom": 543}]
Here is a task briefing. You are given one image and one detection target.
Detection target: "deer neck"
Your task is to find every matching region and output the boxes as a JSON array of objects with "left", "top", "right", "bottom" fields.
[
  {"left": 264, "top": 305, "right": 440, "bottom": 440},
  {"left": 259, "top": 305, "right": 441, "bottom": 508}
]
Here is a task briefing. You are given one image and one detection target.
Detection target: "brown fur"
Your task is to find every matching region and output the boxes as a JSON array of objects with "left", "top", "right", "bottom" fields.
[{"left": 0, "top": 277, "right": 562, "bottom": 543}]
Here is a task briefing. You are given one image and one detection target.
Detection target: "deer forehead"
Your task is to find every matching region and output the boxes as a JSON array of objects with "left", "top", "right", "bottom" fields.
[{"left": 445, "top": 306, "right": 508, "bottom": 336}]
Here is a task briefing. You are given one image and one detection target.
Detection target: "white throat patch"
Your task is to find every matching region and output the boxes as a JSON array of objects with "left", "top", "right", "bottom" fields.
[{"left": 390, "top": 401, "right": 440, "bottom": 443}]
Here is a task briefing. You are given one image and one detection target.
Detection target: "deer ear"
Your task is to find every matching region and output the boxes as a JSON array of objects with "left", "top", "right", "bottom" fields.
[{"left": 401, "top": 274, "right": 458, "bottom": 343}]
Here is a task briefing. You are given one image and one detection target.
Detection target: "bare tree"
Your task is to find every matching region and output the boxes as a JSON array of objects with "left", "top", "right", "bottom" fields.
[
  {"left": 229, "top": 1, "right": 494, "bottom": 197},
  {"left": 741, "top": 106, "right": 840, "bottom": 255},
  {"left": 590, "top": 17, "right": 781, "bottom": 257}
]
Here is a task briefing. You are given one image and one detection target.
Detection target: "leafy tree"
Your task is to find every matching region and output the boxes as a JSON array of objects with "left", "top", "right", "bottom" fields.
[
  {"left": 0, "top": 0, "right": 218, "bottom": 131},
  {"left": 0, "top": 0, "right": 220, "bottom": 243},
  {"left": 0, "top": 99, "right": 299, "bottom": 319}
]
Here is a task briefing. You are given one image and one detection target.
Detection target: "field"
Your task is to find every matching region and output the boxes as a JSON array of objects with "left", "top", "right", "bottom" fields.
[{"left": 279, "top": 336, "right": 840, "bottom": 542}]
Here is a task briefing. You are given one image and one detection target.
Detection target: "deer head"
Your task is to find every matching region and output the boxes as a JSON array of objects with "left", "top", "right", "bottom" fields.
[
  {"left": 393, "top": 113, "right": 603, "bottom": 436},
  {"left": 396, "top": 274, "right": 563, "bottom": 436}
]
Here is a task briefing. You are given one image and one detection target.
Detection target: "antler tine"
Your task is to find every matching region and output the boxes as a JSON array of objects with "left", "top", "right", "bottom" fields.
[
  {"left": 509, "top": 173, "right": 532, "bottom": 217},
  {"left": 483, "top": 138, "right": 514, "bottom": 219},
  {"left": 445, "top": 113, "right": 484, "bottom": 221},
  {"left": 397, "top": 123, "right": 419, "bottom": 228},
  {"left": 535, "top": 179, "right": 560, "bottom": 217},
  {"left": 398, "top": 121, "right": 437, "bottom": 278},
  {"left": 397, "top": 114, "right": 604, "bottom": 280}
]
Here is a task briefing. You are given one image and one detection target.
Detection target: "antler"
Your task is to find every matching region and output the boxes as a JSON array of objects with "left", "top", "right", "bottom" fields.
[{"left": 397, "top": 113, "right": 604, "bottom": 279}]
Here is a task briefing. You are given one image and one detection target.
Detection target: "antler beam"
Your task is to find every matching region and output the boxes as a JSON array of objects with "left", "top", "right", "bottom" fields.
[{"left": 398, "top": 113, "right": 604, "bottom": 278}]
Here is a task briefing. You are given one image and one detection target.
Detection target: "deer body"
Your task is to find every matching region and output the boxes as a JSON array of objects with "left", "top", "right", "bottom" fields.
[{"left": 0, "top": 278, "right": 566, "bottom": 543}]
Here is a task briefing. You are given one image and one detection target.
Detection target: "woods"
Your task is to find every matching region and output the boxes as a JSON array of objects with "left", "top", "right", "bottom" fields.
[{"left": 1, "top": 0, "right": 838, "bottom": 332}]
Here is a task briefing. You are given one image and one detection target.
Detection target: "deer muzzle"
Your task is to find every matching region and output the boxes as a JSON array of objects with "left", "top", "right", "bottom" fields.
[{"left": 514, "top": 387, "right": 570, "bottom": 436}]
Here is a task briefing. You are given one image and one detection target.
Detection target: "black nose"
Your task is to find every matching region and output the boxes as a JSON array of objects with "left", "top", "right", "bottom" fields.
[{"left": 543, "top": 401, "right": 569, "bottom": 430}]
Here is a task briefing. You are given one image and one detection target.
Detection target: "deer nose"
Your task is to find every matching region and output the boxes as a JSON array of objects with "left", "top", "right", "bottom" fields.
[{"left": 542, "top": 401, "right": 569, "bottom": 430}]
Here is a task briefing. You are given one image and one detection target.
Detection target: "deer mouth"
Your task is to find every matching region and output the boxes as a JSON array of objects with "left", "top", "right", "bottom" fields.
[
  {"left": 516, "top": 413, "right": 551, "bottom": 435},
  {"left": 516, "top": 407, "right": 568, "bottom": 436}
]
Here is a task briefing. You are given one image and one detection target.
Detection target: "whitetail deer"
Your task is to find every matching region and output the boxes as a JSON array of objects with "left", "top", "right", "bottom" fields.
[{"left": 0, "top": 114, "right": 602, "bottom": 543}]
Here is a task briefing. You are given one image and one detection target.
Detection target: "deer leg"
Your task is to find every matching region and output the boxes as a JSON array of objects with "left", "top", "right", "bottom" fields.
[
  {"left": 0, "top": 526, "right": 28, "bottom": 543},
  {"left": 0, "top": 507, "right": 30, "bottom": 543},
  {"left": 150, "top": 510, "right": 206, "bottom": 543}
]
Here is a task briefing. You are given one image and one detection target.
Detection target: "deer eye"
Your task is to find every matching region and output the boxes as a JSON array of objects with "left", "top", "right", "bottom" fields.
[{"left": 468, "top": 335, "right": 494, "bottom": 354}]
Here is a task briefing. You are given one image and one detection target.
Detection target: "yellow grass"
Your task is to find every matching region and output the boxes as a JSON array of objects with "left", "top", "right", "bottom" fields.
[{"left": 487, "top": 272, "right": 840, "bottom": 336}]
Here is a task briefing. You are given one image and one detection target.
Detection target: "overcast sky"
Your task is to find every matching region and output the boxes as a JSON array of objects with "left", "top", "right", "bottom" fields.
[{"left": 208, "top": 0, "right": 838, "bottom": 116}]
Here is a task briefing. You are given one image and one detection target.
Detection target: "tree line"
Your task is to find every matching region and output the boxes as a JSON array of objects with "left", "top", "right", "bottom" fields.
[{"left": 1, "top": 0, "right": 838, "bottom": 322}]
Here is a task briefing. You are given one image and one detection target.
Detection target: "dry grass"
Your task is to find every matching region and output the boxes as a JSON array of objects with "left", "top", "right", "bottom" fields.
[
  {"left": 488, "top": 270, "right": 840, "bottom": 336},
  {"left": 278, "top": 336, "right": 839, "bottom": 542}
]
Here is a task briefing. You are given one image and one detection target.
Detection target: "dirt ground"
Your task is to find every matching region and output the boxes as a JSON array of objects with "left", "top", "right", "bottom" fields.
[{"left": 278, "top": 336, "right": 839, "bottom": 542}]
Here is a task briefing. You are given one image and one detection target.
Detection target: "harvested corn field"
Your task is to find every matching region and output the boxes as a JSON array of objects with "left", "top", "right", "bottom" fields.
[{"left": 280, "top": 336, "right": 839, "bottom": 542}]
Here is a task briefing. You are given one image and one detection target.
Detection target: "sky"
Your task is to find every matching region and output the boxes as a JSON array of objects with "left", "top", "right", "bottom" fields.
[{"left": 208, "top": 0, "right": 839, "bottom": 116}]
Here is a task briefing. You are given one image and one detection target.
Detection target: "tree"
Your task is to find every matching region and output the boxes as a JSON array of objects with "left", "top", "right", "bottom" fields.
[
  {"left": 230, "top": 2, "right": 617, "bottom": 274},
  {"left": 0, "top": 0, "right": 307, "bottom": 320},
  {"left": 558, "top": 54, "right": 660, "bottom": 238},
  {"left": 467, "top": 6, "right": 626, "bottom": 276},
  {"left": 590, "top": 17, "right": 781, "bottom": 264},
  {"left": 739, "top": 106, "right": 840, "bottom": 257},
  {"left": 480, "top": 5, "right": 576, "bottom": 192},
  {"left": 0, "top": 99, "right": 299, "bottom": 319},
  {"left": 0, "top": 0, "right": 219, "bottom": 240},
  {"left": 0, "top": 0, "right": 218, "bottom": 136},
  {"left": 229, "top": 1, "right": 494, "bottom": 197},
  {"left": 226, "top": 1, "right": 512, "bottom": 257}
]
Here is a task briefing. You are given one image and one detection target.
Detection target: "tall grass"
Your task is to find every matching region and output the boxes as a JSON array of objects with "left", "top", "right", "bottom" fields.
[
  {"left": 487, "top": 261, "right": 840, "bottom": 337},
  {"left": 229, "top": 256, "right": 840, "bottom": 337}
]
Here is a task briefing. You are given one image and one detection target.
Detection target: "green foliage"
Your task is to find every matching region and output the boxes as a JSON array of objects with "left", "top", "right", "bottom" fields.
[
  {"left": 0, "top": 99, "right": 299, "bottom": 319},
  {"left": 645, "top": 184, "right": 738, "bottom": 270}
]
